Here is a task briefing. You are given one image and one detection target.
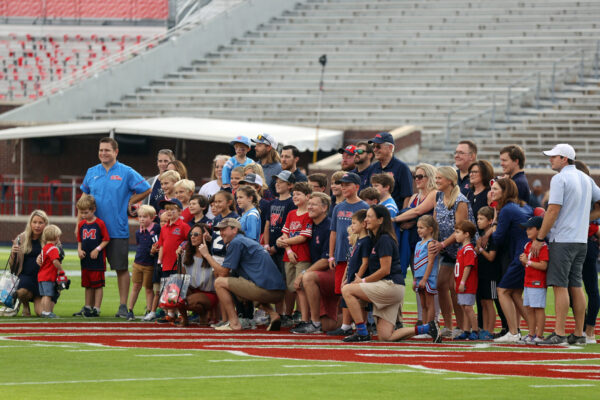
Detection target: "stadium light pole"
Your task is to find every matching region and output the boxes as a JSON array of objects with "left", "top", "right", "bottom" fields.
[{"left": 312, "top": 54, "right": 327, "bottom": 164}]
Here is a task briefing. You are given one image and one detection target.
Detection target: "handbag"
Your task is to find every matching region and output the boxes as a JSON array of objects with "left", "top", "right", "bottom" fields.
[
  {"left": 158, "top": 254, "right": 191, "bottom": 309},
  {"left": 0, "top": 258, "right": 20, "bottom": 309}
]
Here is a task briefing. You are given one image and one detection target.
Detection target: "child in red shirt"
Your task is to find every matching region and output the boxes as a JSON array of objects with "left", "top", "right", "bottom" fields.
[
  {"left": 454, "top": 220, "right": 478, "bottom": 340},
  {"left": 519, "top": 216, "right": 549, "bottom": 343},
  {"left": 157, "top": 198, "right": 191, "bottom": 323},
  {"left": 38, "top": 225, "right": 64, "bottom": 318},
  {"left": 277, "top": 182, "right": 313, "bottom": 323}
]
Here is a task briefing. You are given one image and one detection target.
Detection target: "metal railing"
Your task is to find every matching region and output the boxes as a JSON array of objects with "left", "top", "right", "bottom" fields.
[
  {"left": 1, "top": 180, "right": 82, "bottom": 217},
  {"left": 445, "top": 41, "right": 600, "bottom": 148}
]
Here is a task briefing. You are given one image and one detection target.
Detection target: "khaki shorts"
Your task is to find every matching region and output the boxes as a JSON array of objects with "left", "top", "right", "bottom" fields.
[
  {"left": 360, "top": 280, "right": 405, "bottom": 325},
  {"left": 132, "top": 263, "right": 154, "bottom": 290},
  {"left": 284, "top": 261, "right": 311, "bottom": 292},
  {"left": 227, "top": 277, "right": 285, "bottom": 305}
]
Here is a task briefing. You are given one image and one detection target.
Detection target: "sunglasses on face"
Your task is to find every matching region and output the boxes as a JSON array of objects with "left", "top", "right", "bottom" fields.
[
  {"left": 191, "top": 232, "right": 202, "bottom": 237},
  {"left": 334, "top": 180, "right": 342, "bottom": 185},
  {"left": 354, "top": 149, "right": 367, "bottom": 155},
  {"left": 413, "top": 174, "right": 425, "bottom": 180}
]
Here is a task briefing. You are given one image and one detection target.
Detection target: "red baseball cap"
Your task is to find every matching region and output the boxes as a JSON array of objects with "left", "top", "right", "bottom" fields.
[{"left": 338, "top": 145, "right": 357, "bottom": 156}]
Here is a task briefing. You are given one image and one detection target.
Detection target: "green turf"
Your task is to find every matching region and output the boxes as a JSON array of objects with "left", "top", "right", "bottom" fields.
[{"left": 1, "top": 247, "right": 599, "bottom": 398}]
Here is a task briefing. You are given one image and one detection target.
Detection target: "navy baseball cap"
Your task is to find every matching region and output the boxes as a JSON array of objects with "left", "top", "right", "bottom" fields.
[
  {"left": 368, "top": 132, "right": 394, "bottom": 145},
  {"left": 520, "top": 216, "right": 543, "bottom": 229},
  {"left": 230, "top": 135, "right": 252, "bottom": 148},
  {"left": 275, "top": 170, "right": 296, "bottom": 184},
  {"left": 159, "top": 198, "right": 183, "bottom": 210},
  {"left": 339, "top": 172, "right": 361, "bottom": 185}
]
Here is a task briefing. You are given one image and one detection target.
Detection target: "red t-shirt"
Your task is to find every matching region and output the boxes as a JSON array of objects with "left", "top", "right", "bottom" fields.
[
  {"left": 455, "top": 243, "right": 478, "bottom": 294},
  {"left": 281, "top": 210, "right": 313, "bottom": 262},
  {"left": 180, "top": 207, "right": 193, "bottom": 223},
  {"left": 39, "top": 243, "right": 60, "bottom": 282},
  {"left": 523, "top": 241, "right": 549, "bottom": 288},
  {"left": 158, "top": 219, "right": 190, "bottom": 271}
]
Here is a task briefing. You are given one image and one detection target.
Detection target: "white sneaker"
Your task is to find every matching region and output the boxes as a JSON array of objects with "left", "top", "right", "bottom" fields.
[
  {"left": 414, "top": 333, "right": 432, "bottom": 339},
  {"left": 586, "top": 336, "right": 597, "bottom": 344},
  {"left": 533, "top": 336, "right": 544, "bottom": 343},
  {"left": 142, "top": 311, "right": 156, "bottom": 321},
  {"left": 440, "top": 328, "right": 453, "bottom": 338},
  {"left": 494, "top": 331, "right": 521, "bottom": 343},
  {"left": 451, "top": 328, "right": 464, "bottom": 339}
]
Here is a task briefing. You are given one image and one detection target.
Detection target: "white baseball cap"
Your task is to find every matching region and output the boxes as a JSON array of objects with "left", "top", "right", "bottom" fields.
[{"left": 542, "top": 143, "right": 576, "bottom": 160}]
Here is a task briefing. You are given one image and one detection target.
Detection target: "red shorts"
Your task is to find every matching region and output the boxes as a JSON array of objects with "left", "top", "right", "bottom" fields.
[
  {"left": 334, "top": 262, "right": 347, "bottom": 295},
  {"left": 81, "top": 269, "right": 105, "bottom": 289},
  {"left": 188, "top": 287, "right": 218, "bottom": 309},
  {"left": 315, "top": 268, "right": 339, "bottom": 321}
]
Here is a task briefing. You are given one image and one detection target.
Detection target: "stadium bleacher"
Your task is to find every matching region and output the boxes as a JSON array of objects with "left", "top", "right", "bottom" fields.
[{"left": 72, "top": 0, "right": 600, "bottom": 167}]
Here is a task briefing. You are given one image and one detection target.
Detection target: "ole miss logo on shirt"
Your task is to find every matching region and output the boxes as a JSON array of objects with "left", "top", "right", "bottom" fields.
[
  {"left": 82, "top": 229, "right": 97, "bottom": 240},
  {"left": 172, "top": 228, "right": 181, "bottom": 236},
  {"left": 336, "top": 210, "right": 353, "bottom": 219},
  {"left": 110, "top": 175, "right": 123, "bottom": 181}
]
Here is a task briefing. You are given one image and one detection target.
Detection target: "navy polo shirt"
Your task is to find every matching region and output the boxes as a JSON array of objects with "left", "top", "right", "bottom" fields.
[
  {"left": 135, "top": 223, "right": 161, "bottom": 266},
  {"left": 81, "top": 161, "right": 150, "bottom": 238},
  {"left": 512, "top": 171, "right": 531, "bottom": 204},
  {"left": 351, "top": 164, "right": 374, "bottom": 192},
  {"left": 457, "top": 168, "right": 470, "bottom": 196},
  {"left": 371, "top": 157, "right": 413, "bottom": 207},
  {"left": 309, "top": 216, "right": 331, "bottom": 263}
]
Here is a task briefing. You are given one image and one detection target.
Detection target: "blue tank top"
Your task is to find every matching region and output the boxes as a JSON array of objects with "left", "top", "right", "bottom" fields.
[{"left": 413, "top": 239, "right": 439, "bottom": 280}]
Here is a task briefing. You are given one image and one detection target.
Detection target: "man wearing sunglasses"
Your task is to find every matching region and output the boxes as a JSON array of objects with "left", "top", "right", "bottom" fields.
[
  {"left": 368, "top": 132, "right": 412, "bottom": 208},
  {"left": 351, "top": 141, "right": 375, "bottom": 192},
  {"left": 251, "top": 133, "right": 282, "bottom": 187}
]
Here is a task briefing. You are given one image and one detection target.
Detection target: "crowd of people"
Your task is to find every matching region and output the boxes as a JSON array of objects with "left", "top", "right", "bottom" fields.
[{"left": 5, "top": 133, "right": 600, "bottom": 345}]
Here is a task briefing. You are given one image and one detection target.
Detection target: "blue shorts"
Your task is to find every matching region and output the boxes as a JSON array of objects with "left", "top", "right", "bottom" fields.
[
  {"left": 414, "top": 275, "right": 438, "bottom": 295},
  {"left": 498, "top": 261, "right": 525, "bottom": 290},
  {"left": 38, "top": 281, "right": 56, "bottom": 297},
  {"left": 523, "top": 287, "right": 546, "bottom": 308},
  {"left": 458, "top": 293, "right": 476, "bottom": 306}
]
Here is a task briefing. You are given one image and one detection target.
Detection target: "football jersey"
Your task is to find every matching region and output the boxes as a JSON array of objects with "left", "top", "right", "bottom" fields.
[
  {"left": 77, "top": 218, "right": 110, "bottom": 270},
  {"left": 523, "top": 241, "right": 549, "bottom": 288},
  {"left": 39, "top": 243, "right": 60, "bottom": 282},
  {"left": 281, "top": 210, "right": 313, "bottom": 262},
  {"left": 455, "top": 243, "right": 478, "bottom": 294}
]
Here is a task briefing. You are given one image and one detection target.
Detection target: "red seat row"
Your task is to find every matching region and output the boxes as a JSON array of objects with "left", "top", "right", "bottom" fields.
[{"left": 0, "top": 0, "right": 168, "bottom": 20}]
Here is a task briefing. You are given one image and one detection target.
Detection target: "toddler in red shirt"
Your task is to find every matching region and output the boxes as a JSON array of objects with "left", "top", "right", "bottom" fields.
[
  {"left": 454, "top": 220, "right": 478, "bottom": 340},
  {"left": 519, "top": 216, "right": 549, "bottom": 343},
  {"left": 38, "top": 225, "right": 64, "bottom": 318}
]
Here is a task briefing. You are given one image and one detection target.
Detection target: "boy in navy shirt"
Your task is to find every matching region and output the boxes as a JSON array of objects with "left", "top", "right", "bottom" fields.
[
  {"left": 75, "top": 195, "right": 109, "bottom": 317},
  {"left": 127, "top": 205, "right": 161, "bottom": 321}
]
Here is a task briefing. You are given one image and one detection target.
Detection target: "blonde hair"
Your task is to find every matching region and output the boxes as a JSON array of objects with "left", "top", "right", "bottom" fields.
[
  {"left": 76, "top": 194, "right": 96, "bottom": 211},
  {"left": 138, "top": 204, "right": 157, "bottom": 219},
  {"left": 159, "top": 170, "right": 181, "bottom": 183},
  {"left": 331, "top": 170, "right": 345, "bottom": 182},
  {"left": 20, "top": 209, "right": 49, "bottom": 254},
  {"left": 243, "top": 163, "right": 269, "bottom": 191},
  {"left": 348, "top": 225, "right": 358, "bottom": 247},
  {"left": 414, "top": 163, "right": 438, "bottom": 193},
  {"left": 436, "top": 166, "right": 459, "bottom": 210},
  {"left": 212, "top": 154, "right": 230, "bottom": 181},
  {"left": 174, "top": 179, "right": 196, "bottom": 193},
  {"left": 42, "top": 224, "right": 62, "bottom": 245},
  {"left": 309, "top": 192, "right": 331, "bottom": 211}
]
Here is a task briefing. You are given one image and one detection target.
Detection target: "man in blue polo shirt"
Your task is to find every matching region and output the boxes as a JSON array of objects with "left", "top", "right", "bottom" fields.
[
  {"left": 80, "top": 137, "right": 151, "bottom": 318},
  {"left": 199, "top": 218, "right": 286, "bottom": 331},
  {"left": 368, "top": 132, "right": 413, "bottom": 207}
]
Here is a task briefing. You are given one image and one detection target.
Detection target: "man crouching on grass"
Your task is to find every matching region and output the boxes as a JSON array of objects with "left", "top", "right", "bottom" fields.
[{"left": 198, "top": 218, "right": 286, "bottom": 331}]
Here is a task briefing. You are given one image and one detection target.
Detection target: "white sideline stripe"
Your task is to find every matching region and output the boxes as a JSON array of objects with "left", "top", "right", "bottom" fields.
[
  {"left": 444, "top": 377, "right": 505, "bottom": 380},
  {"left": 550, "top": 369, "right": 600, "bottom": 373},
  {"left": 208, "top": 359, "right": 269, "bottom": 362},
  {"left": 0, "top": 369, "right": 415, "bottom": 386},
  {"left": 67, "top": 349, "right": 126, "bottom": 352},
  {"left": 135, "top": 354, "right": 193, "bottom": 357},
  {"left": 530, "top": 384, "right": 596, "bottom": 388},
  {"left": 282, "top": 365, "right": 344, "bottom": 368}
]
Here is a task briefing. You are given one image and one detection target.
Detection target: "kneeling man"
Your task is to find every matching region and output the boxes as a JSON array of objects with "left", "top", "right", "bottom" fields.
[{"left": 199, "top": 218, "right": 286, "bottom": 331}]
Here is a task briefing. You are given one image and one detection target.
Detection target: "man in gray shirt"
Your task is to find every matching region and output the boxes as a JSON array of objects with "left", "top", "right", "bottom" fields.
[{"left": 532, "top": 144, "right": 600, "bottom": 345}]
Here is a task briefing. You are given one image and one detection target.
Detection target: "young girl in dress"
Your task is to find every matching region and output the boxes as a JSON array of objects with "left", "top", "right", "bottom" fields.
[{"left": 413, "top": 215, "right": 440, "bottom": 324}]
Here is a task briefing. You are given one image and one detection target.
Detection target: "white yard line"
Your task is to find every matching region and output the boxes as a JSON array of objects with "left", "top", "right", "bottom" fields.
[
  {"left": 444, "top": 377, "right": 505, "bottom": 380},
  {"left": 0, "top": 369, "right": 416, "bottom": 386},
  {"left": 529, "top": 384, "right": 596, "bottom": 388},
  {"left": 135, "top": 354, "right": 194, "bottom": 357}
]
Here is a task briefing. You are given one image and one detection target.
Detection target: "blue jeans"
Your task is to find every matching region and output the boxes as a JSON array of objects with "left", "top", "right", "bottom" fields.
[{"left": 583, "top": 237, "right": 600, "bottom": 327}]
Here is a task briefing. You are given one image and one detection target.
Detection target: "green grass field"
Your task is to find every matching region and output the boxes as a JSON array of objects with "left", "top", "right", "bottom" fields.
[{"left": 1, "top": 248, "right": 599, "bottom": 399}]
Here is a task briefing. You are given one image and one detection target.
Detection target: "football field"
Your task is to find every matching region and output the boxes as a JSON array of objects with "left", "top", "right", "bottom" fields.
[{"left": 0, "top": 249, "right": 599, "bottom": 398}]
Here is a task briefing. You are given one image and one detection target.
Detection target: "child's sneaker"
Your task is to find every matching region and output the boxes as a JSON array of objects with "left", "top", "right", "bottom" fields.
[
  {"left": 533, "top": 336, "right": 544, "bottom": 343},
  {"left": 82, "top": 307, "right": 95, "bottom": 318},
  {"left": 454, "top": 331, "right": 469, "bottom": 340},
  {"left": 468, "top": 331, "right": 479, "bottom": 341},
  {"left": 42, "top": 312, "right": 58, "bottom": 319},
  {"left": 155, "top": 308, "right": 166, "bottom": 319},
  {"left": 478, "top": 330, "right": 494, "bottom": 341},
  {"left": 521, "top": 334, "right": 536, "bottom": 344},
  {"left": 586, "top": 336, "right": 597, "bottom": 344},
  {"left": 143, "top": 311, "right": 156, "bottom": 322},
  {"left": 126, "top": 311, "right": 135, "bottom": 321},
  {"left": 73, "top": 306, "right": 86, "bottom": 317}
]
